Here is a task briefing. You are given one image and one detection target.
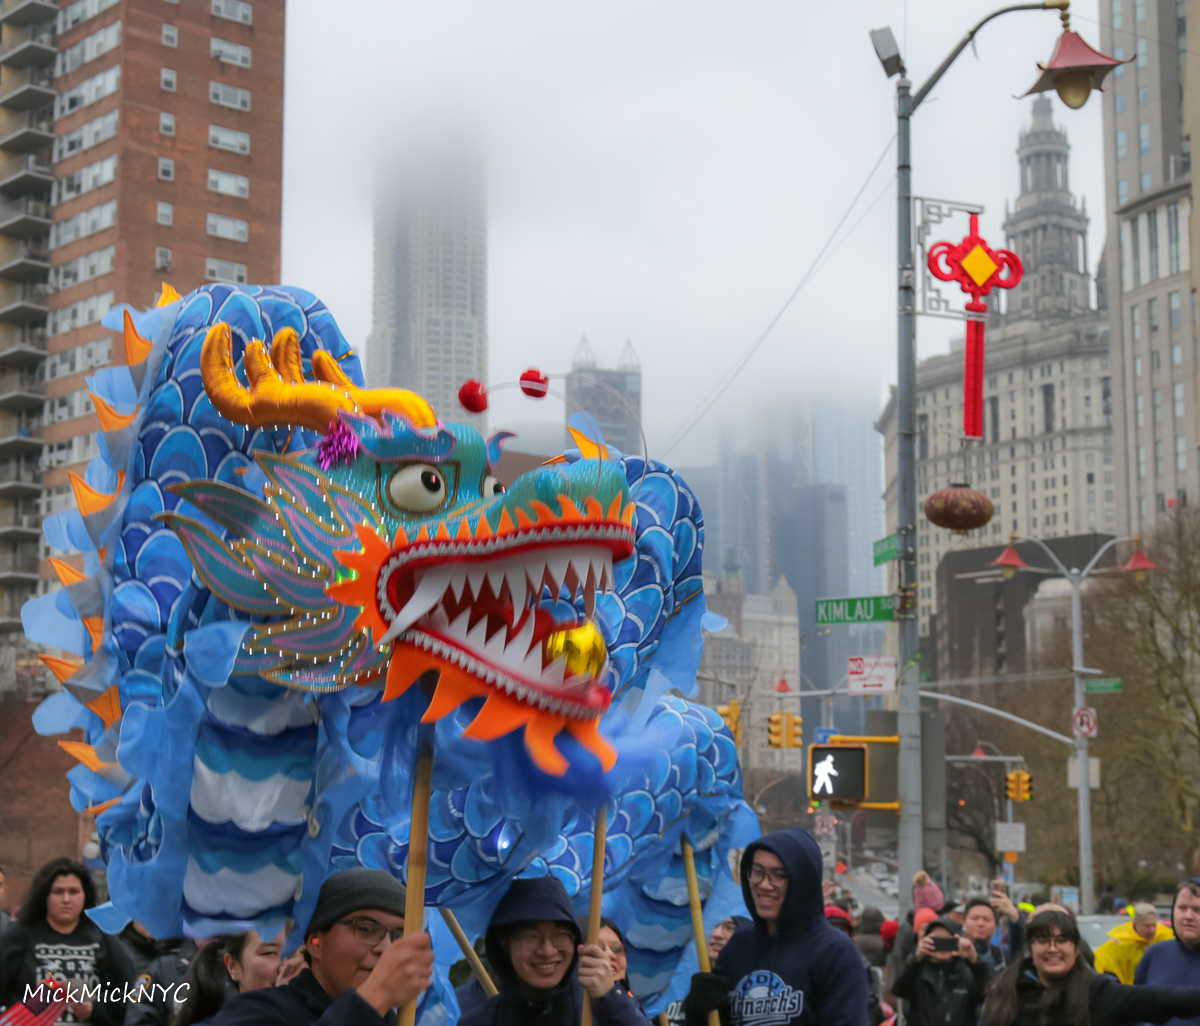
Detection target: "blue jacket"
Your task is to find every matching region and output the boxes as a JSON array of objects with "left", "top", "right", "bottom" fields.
[
  {"left": 459, "top": 876, "right": 644, "bottom": 1026},
  {"left": 208, "top": 967, "right": 393, "bottom": 1026},
  {"left": 1134, "top": 879, "right": 1200, "bottom": 1026},
  {"left": 693, "top": 829, "right": 867, "bottom": 1026}
]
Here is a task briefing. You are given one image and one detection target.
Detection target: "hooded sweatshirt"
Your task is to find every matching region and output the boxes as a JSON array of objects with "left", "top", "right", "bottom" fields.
[
  {"left": 698, "top": 829, "right": 867, "bottom": 1026},
  {"left": 1095, "top": 918, "right": 1174, "bottom": 984},
  {"left": 459, "top": 876, "right": 644, "bottom": 1026},
  {"left": 1133, "top": 880, "right": 1200, "bottom": 1026}
]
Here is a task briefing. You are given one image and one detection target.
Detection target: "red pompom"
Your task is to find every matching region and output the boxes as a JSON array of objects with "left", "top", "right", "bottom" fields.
[
  {"left": 458, "top": 379, "right": 488, "bottom": 413},
  {"left": 519, "top": 368, "right": 549, "bottom": 398}
]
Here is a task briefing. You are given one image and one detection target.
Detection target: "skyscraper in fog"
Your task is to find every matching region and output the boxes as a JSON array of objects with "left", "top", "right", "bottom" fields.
[
  {"left": 369, "top": 141, "right": 487, "bottom": 425},
  {"left": 564, "top": 335, "right": 642, "bottom": 454}
]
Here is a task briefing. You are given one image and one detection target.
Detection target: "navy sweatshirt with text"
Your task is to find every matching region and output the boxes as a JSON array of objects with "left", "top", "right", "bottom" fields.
[{"left": 704, "top": 829, "right": 867, "bottom": 1026}]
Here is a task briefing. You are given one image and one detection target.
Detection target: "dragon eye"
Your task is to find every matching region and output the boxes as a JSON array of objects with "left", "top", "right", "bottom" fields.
[
  {"left": 388, "top": 464, "right": 447, "bottom": 512},
  {"left": 482, "top": 475, "right": 505, "bottom": 498}
]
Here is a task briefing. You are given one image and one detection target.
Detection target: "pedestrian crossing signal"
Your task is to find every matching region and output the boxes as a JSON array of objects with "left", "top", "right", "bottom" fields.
[{"left": 717, "top": 700, "right": 742, "bottom": 745}]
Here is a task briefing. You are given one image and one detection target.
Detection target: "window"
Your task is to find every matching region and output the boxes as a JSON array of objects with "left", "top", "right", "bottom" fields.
[
  {"left": 54, "top": 109, "right": 118, "bottom": 161},
  {"left": 209, "top": 124, "right": 250, "bottom": 154},
  {"left": 156, "top": 201, "right": 173, "bottom": 225},
  {"left": 206, "top": 212, "right": 247, "bottom": 241},
  {"left": 1152, "top": 349, "right": 1162, "bottom": 369},
  {"left": 158, "top": 157, "right": 175, "bottom": 181},
  {"left": 1116, "top": 94, "right": 1126, "bottom": 114},
  {"left": 1169, "top": 203, "right": 1181, "bottom": 273},
  {"left": 1138, "top": 38, "right": 1148, "bottom": 67},
  {"left": 1176, "top": 382, "right": 1186, "bottom": 417},
  {"left": 1142, "top": 171, "right": 1152, "bottom": 193},
  {"left": 54, "top": 153, "right": 117, "bottom": 204},
  {"left": 57, "top": 66, "right": 120, "bottom": 117},
  {"left": 1137, "top": 393, "right": 1145, "bottom": 425},
  {"left": 205, "top": 257, "right": 247, "bottom": 283},
  {"left": 162, "top": 23, "right": 177, "bottom": 46},
  {"left": 44, "top": 337, "right": 111, "bottom": 378},
  {"left": 1132, "top": 215, "right": 1141, "bottom": 286},
  {"left": 161, "top": 67, "right": 176, "bottom": 92},
  {"left": 155, "top": 246, "right": 172, "bottom": 271},
  {"left": 159, "top": 111, "right": 175, "bottom": 136},
  {"left": 1139, "top": 86, "right": 1149, "bottom": 105},
  {"left": 1154, "top": 387, "right": 1163, "bottom": 421},
  {"left": 211, "top": 0, "right": 252, "bottom": 24},
  {"left": 1150, "top": 296, "right": 1159, "bottom": 332},
  {"left": 209, "top": 81, "right": 250, "bottom": 111},
  {"left": 1136, "top": 0, "right": 1145, "bottom": 18},
  {"left": 210, "top": 37, "right": 251, "bottom": 67},
  {"left": 1117, "top": 130, "right": 1128, "bottom": 160},
  {"left": 1140, "top": 122, "right": 1151, "bottom": 155},
  {"left": 1170, "top": 291, "right": 1182, "bottom": 328},
  {"left": 58, "top": 0, "right": 119, "bottom": 32},
  {"left": 50, "top": 198, "right": 116, "bottom": 247},
  {"left": 1133, "top": 304, "right": 1142, "bottom": 339},
  {"left": 48, "top": 290, "right": 113, "bottom": 336},
  {"left": 53, "top": 244, "right": 114, "bottom": 289},
  {"left": 1113, "top": 0, "right": 1122, "bottom": 28},
  {"left": 1118, "top": 179, "right": 1129, "bottom": 203},
  {"left": 57, "top": 20, "right": 121, "bottom": 74},
  {"left": 1179, "top": 436, "right": 1188, "bottom": 471},
  {"left": 1175, "top": 344, "right": 1183, "bottom": 364},
  {"left": 1149, "top": 210, "right": 1159, "bottom": 280},
  {"left": 207, "top": 168, "right": 248, "bottom": 198},
  {"left": 1156, "top": 439, "right": 1165, "bottom": 475},
  {"left": 1115, "top": 46, "right": 1125, "bottom": 77}
]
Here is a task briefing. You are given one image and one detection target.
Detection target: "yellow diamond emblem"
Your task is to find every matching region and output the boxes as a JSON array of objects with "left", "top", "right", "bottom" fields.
[{"left": 961, "top": 245, "right": 998, "bottom": 287}]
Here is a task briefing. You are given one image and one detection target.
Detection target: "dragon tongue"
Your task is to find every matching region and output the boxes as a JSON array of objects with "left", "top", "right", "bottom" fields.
[{"left": 379, "top": 566, "right": 453, "bottom": 644}]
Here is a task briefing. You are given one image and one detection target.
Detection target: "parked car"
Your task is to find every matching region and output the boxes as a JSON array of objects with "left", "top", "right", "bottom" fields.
[{"left": 1076, "top": 914, "right": 1129, "bottom": 954}]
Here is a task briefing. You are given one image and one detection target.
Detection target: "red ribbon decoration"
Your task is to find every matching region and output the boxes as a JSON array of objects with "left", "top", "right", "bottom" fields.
[{"left": 927, "top": 214, "right": 1023, "bottom": 438}]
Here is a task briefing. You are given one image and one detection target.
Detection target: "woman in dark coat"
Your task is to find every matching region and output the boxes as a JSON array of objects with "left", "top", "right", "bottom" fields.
[
  {"left": 982, "top": 909, "right": 1200, "bottom": 1026},
  {"left": 855, "top": 907, "right": 886, "bottom": 969}
]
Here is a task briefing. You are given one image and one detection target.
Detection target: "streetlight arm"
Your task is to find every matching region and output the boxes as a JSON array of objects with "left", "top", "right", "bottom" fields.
[
  {"left": 1080, "top": 535, "right": 1128, "bottom": 579},
  {"left": 911, "top": 2, "right": 1065, "bottom": 111},
  {"left": 1015, "top": 534, "right": 1072, "bottom": 578}
]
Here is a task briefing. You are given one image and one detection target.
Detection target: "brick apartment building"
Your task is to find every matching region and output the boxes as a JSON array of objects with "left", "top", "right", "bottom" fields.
[{"left": 0, "top": 0, "right": 283, "bottom": 886}]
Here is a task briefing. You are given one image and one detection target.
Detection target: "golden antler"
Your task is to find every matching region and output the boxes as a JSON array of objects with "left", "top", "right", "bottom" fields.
[{"left": 200, "top": 323, "right": 436, "bottom": 433}]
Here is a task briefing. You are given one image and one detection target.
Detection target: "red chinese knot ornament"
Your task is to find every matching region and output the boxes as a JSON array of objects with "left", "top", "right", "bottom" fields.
[{"left": 927, "top": 214, "right": 1023, "bottom": 438}]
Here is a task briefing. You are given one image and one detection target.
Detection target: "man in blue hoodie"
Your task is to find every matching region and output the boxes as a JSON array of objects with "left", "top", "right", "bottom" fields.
[
  {"left": 459, "top": 875, "right": 644, "bottom": 1026},
  {"left": 681, "top": 828, "right": 867, "bottom": 1026},
  {"left": 1133, "top": 878, "right": 1200, "bottom": 1026}
]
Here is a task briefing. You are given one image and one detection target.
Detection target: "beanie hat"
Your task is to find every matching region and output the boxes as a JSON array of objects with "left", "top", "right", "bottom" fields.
[
  {"left": 912, "top": 870, "right": 945, "bottom": 912},
  {"left": 913, "top": 907, "right": 938, "bottom": 933},
  {"left": 305, "top": 868, "right": 407, "bottom": 939},
  {"left": 824, "top": 905, "right": 853, "bottom": 923},
  {"left": 880, "top": 920, "right": 899, "bottom": 942}
]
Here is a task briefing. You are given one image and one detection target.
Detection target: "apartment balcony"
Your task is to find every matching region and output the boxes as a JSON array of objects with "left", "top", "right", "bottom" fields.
[
  {"left": 0, "top": 461, "right": 39, "bottom": 497},
  {"left": 0, "top": 424, "right": 39, "bottom": 458},
  {"left": 0, "top": 549, "right": 40, "bottom": 582},
  {"left": 0, "top": 0, "right": 59, "bottom": 28},
  {"left": 0, "top": 66, "right": 55, "bottom": 111},
  {"left": 0, "top": 194, "right": 48, "bottom": 239},
  {"left": 0, "top": 323, "right": 42, "bottom": 367},
  {"left": 0, "top": 367, "right": 41, "bottom": 410},
  {"left": 0, "top": 26, "right": 55, "bottom": 69},
  {"left": 0, "top": 108, "right": 52, "bottom": 152},
  {"left": 0, "top": 507, "right": 38, "bottom": 540},
  {"left": 0, "top": 237, "right": 46, "bottom": 280},
  {"left": 0, "top": 281, "right": 45, "bottom": 324},
  {"left": 0, "top": 152, "right": 49, "bottom": 197}
]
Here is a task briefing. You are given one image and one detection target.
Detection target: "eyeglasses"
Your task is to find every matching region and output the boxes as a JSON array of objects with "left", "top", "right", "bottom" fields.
[
  {"left": 338, "top": 918, "right": 404, "bottom": 946},
  {"left": 1031, "top": 935, "right": 1073, "bottom": 950},
  {"left": 749, "top": 865, "right": 788, "bottom": 885},
  {"left": 510, "top": 928, "right": 576, "bottom": 952}
]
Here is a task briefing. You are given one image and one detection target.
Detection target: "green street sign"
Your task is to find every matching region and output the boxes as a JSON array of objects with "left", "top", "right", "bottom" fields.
[
  {"left": 815, "top": 595, "right": 895, "bottom": 625},
  {"left": 1085, "top": 678, "right": 1122, "bottom": 694},
  {"left": 873, "top": 533, "right": 900, "bottom": 566}
]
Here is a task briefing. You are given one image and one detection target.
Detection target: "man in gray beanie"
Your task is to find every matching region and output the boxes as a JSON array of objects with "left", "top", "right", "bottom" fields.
[{"left": 211, "top": 868, "right": 433, "bottom": 1025}]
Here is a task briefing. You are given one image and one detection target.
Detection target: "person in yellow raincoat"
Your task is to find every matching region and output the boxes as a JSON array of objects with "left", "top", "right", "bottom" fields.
[{"left": 1094, "top": 902, "right": 1175, "bottom": 983}]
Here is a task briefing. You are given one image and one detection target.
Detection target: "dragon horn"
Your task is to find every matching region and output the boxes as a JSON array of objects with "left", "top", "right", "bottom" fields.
[{"left": 201, "top": 323, "right": 437, "bottom": 434}]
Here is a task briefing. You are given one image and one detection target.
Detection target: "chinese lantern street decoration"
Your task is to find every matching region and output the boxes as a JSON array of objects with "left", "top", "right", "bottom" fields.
[
  {"left": 927, "top": 214, "right": 1023, "bottom": 438},
  {"left": 925, "top": 483, "right": 995, "bottom": 535}
]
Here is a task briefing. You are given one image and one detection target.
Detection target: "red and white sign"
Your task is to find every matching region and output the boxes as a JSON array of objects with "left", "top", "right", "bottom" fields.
[
  {"left": 1072, "top": 706, "right": 1098, "bottom": 739},
  {"left": 814, "top": 814, "right": 838, "bottom": 836},
  {"left": 847, "top": 655, "right": 897, "bottom": 695}
]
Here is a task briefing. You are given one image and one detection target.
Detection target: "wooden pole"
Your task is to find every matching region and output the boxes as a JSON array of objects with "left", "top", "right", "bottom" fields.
[
  {"left": 438, "top": 907, "right": 498, "bottom": 998},
  {"left": 681, "top": 836, "right": 721, "bottom": 1026},
  {"left": 398, "top": 739, "right": 434, "bottom": 1026},
  {"left": 580, "top": 801, "right": 607, "bottom": 1026}
]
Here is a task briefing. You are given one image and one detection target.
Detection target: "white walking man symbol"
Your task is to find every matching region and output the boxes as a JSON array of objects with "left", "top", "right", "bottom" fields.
[{"left": 813, "top": 754, "right": 838, "bottom": 795}]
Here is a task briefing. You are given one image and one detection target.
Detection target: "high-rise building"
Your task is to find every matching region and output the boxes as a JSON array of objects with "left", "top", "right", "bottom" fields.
[
  {"left": 0, "top": 0, "right": 283, "bottom": 681},
  {"left": 1100, "top": 0, "right": 1193, "bottom": 530},
  {"left": 564, "top": 335, "right": 641, "bottom": 455},
  {"left": 878, "top": 97, "right": 1111, "bottom": 642},
  {"left": 368, "top": 140, "right": 486, "bottom": 427}
]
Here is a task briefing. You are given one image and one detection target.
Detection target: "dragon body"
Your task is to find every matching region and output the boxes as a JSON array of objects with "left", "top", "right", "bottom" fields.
[{"left": 24, "top": 285, "right": 759, "bottom": 1015}]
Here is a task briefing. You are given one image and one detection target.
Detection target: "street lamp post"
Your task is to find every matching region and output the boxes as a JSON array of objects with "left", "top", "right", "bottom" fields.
[
  {"left": 871, "top": 0, "right": 1120, "bottom": 917},
  {"left": 989, "top": 534, "right": 1157, "bottom": 913}
]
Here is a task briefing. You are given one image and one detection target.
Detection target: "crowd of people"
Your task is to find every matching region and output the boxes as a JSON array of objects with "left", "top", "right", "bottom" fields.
[{"left": 5, "top": 841, "right": 1200, "bottom": 1026}]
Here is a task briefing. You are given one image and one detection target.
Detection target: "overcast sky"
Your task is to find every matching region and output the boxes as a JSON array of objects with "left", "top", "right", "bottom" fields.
[{"left": 280, "top": 0, "right": 1106, "bottom": 468}]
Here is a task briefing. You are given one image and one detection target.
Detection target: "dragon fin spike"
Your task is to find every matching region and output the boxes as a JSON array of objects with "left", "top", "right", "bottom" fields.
[
  {"left": 91, "top": 392, "right": 138, "bottom": 432},
  {"left": 157, "top": 282, "right": 181, "bottom": 306},
  {"left": 123, "top": 310, "right": 154, "bottom": 365}
]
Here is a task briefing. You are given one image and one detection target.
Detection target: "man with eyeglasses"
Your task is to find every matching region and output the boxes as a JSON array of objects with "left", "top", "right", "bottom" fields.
[
  {"left": 682, "top": 828, "right": 867, "bottom": 1026},
  {"left": 211, "top": 867, "right": 433, "bottom": 1025},
  {"left": 458, "top": 875, "right": 645, "bottom": 1025}
]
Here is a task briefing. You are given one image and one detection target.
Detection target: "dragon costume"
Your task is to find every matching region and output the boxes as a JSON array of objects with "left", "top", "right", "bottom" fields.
[{"left": 23, "top": 284, "right": 759, "bottom": 1018}]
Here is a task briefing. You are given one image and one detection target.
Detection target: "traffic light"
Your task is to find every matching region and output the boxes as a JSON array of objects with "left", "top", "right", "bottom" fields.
[
  {"left": 1016, "top": 769, "right": 1032, "bottom": 802},
  {"left": 1005, "top": 770, "right": 1019, "bottom": 801},
  {"left": 717, "top": 699, "right": 742, "bottom": 745},
  {"left": 789, "top": 713, "right": 803, "bottom": 749},
  {"left": 767, "top": 711, "right": 786, "bottom": 748}
]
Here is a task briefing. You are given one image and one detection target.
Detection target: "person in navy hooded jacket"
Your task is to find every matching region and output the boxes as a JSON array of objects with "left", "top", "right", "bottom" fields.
[
  {"left": 1133, "top": 877, "right": 1200, "bottom": 1026},
  {"left": 682, "top": 828, "right": 867, "bottom": 1026},
  {"left": 458, "top": 875, "right": 645, "bottom": 1026}
]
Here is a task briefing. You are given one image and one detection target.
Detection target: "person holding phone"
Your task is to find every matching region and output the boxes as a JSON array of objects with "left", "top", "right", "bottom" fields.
[{"left": 891, "top": 917, "right": 989, "bottom": 1026}]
